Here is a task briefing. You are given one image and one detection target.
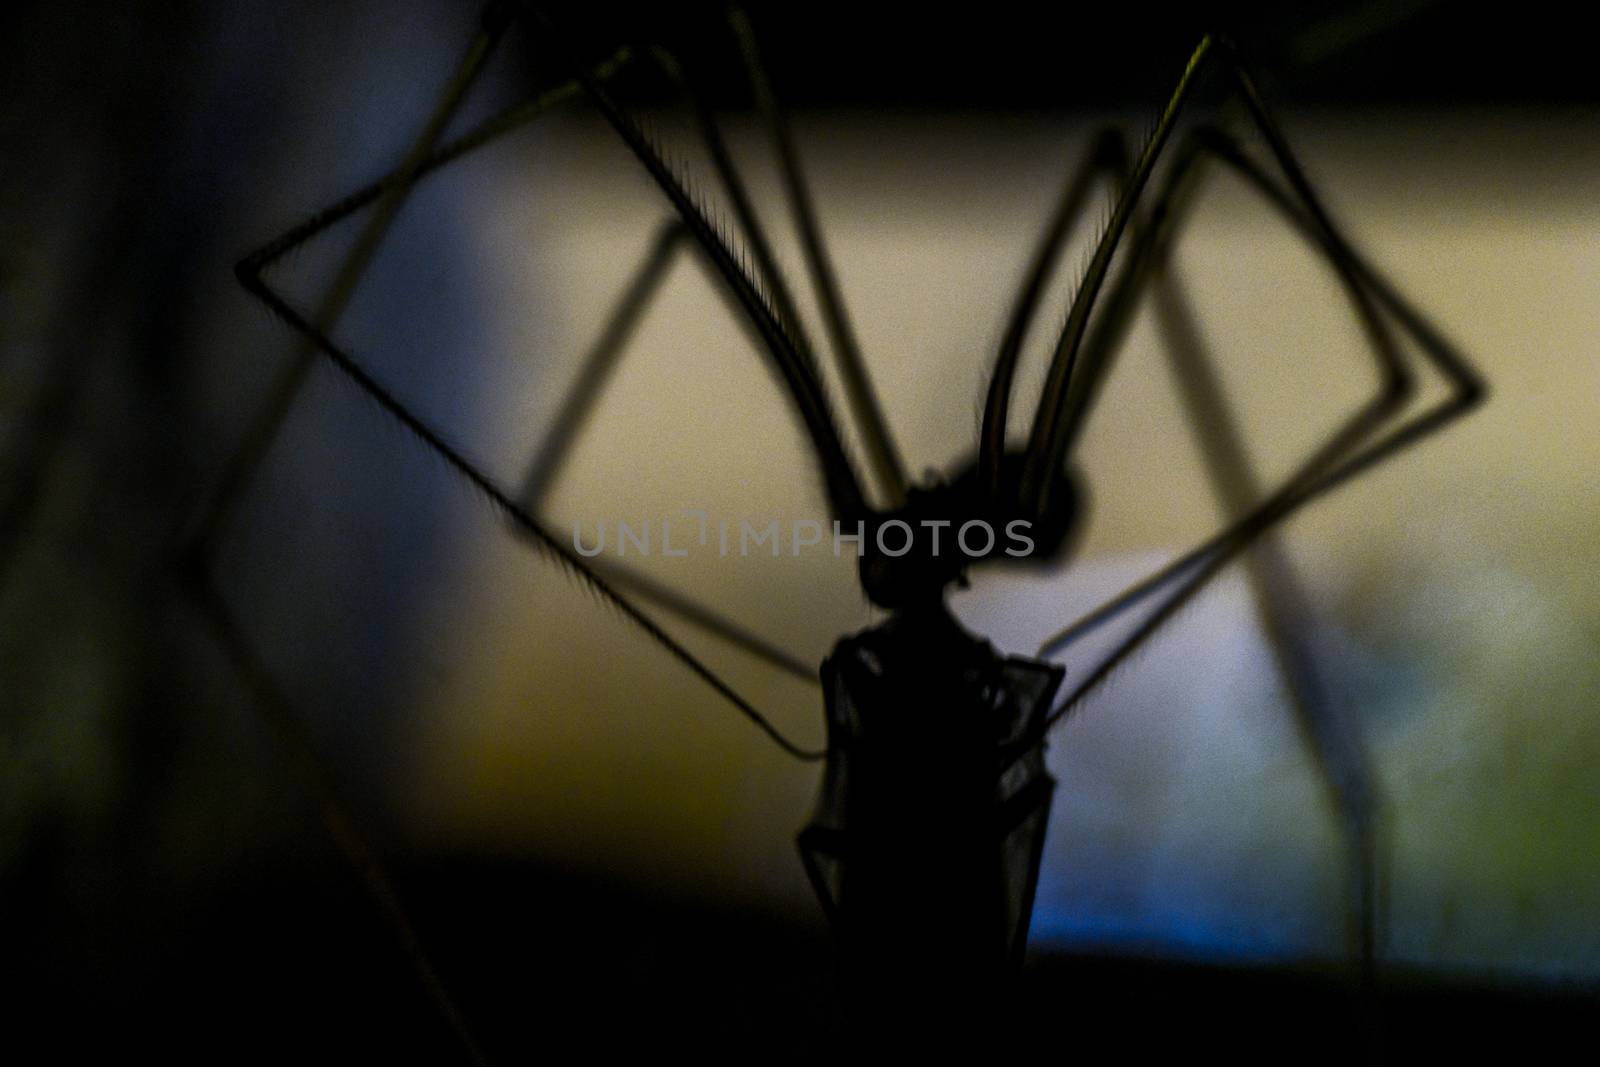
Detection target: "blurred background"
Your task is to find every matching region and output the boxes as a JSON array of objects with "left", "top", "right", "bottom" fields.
[{"left": 2, "top": 0, "right": 1597, "bottom": 1059}]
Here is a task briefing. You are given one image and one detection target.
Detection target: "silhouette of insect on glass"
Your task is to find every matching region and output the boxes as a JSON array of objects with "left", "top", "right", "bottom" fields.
[{"left": 198, "top": 0, "right": 1485, "bottom": 1049}]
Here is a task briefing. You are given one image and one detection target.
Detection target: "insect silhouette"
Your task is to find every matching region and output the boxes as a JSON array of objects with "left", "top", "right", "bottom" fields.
[{"left": 190, "top": 1, "right": 1485, "bottom": 1055}]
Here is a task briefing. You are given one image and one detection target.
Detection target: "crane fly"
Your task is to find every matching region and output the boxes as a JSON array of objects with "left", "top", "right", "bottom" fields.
[{"left": 189, "top": 1, "right": 1485, "bottom": 1053}]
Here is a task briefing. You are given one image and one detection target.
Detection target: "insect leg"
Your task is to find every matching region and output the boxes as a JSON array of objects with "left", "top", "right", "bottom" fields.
[
  {"left": 186, "top": 14, "right": 516, "bottom": 563},
  {"left": 1031, "top": 124, "right": 1382, "bottom": 867},
  {"left": 585, "top": 51, "right": 871, "bottom": 666},
  {"left": 645, "top": 45, "right": 818, "bottom": 371},
  {"left": 979, "top": 129, "right": 1129, "bottom": 501},
  {"left": 518, "top": 221, "right": 689, "bottom": 509},
  {"left": 515, "top": 218, "right": 816, "bottom": 684},
  {"left": 529, "top": 5, "right": 870, "bottom": 523},
  {"left": 727, "top": 6, "right": 910, "bottom": 507},
  {"left": 1015, "top": 117, "right": 1480, "bottom": 1032},
  {"left": 220, "top": 11, "right": 822, "bottom": 756},
  {"left": 180, "top": 572, "right": 490, "bottom": 1066},
  {"left": 1150, "top": 224, "right": 1384, "bottom": 1009},
  {"left": 223, "top": 59, "right": 630, "bottom": 285},
  {"left": 177, "top": 18, "right": 630, "bottom": 1059},
  {"left": 1035, "top": 122, "right": 1483, "bottom": 667},
  {"left": 1171, "top": 128, "right": 1486, "bottom": 1008},
  {"left": 1019, "top": 36, "right": 1425, "bottom": 521},
  {"left": 1029, "top": 123, "right": 1483, "bottom": 739},
  {"left": 234, "top": 258, "right": 825, "bottom": 760},
  {"left": 1013, "top": 36, "right": 1224, "bottom": 516}
]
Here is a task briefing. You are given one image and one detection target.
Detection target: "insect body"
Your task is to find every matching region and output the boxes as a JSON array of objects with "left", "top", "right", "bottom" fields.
[
  {"left": 801, "top": 603, "right": 1062, "bottom": 1036},
  {"left": 203, "top": 2, "right": 1485, "bottom": 1053},
  {"left": 799, "top": 455, "right": 1086, "bottom": 1029}
]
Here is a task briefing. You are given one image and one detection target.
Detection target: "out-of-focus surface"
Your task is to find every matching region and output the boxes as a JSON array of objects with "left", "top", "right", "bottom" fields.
[{"left": 3, "top": 1, "right": 1597, "bottom": 1057}]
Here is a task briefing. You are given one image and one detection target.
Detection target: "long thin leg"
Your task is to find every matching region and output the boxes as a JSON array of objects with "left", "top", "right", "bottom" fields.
[
  {"left": 1036, "top": 124, "right": 1483, "bottom": 665},
  {"left": 1012, "top": 36, "right": 1222, "bottom": 515},
  {"left": 216, "top": 13, "right": 823, "bottom": 757},
  {"left": 182, "top": 572, "right": 489, "bottom": 1066},
  {"left": 979, "top": 129, "right": 1128, "bottom": 500},
  {"left": 727, "top": 6, "right": 909, "bottom": 507},
  {"left": 531, "top": 5, "right": 869, "bottom": 523},
  {"left": 186, "top": 17, "right": 512, "bottom": 561},
  {"left": 645, "top": 45, "right": 818, "bottom": 372},
  {"left": 1154, "top": 139, "right": 1481, "bottom": 1020},
  {"left": 1020, "top": 123, "right": 1476, "bottom": 1013},
  {"left": 517, "top": 220, "right": 690, "bottom": 507},
  {"left": 177, "top": 18, "right": 629, "bottom": 1060},
  {"left": 233, "top": 256, "right": 825, "bottom": 760},
  {"left": 223, "top": 53, "right": 631, "bottom": 288},
  {"left": 1022, "top": 120, "right": 1397, "bottom": 997},
  {"left": 1024, "top": 125, "right": 1483, "bottom": 751},
  {"left": 203, "top": 9, "right": 823, "bottom": 1058},
  {"left": 515, "top": 218, "right": 816, "bottom": 684},
  {"left": 587, "top": 559, "right": 816, "bottom": 681},
  {"left": 1150, "top": 237, "right": 1383, "bottom": 1013},
  {"left": 1034, "top": 135, "right": 1342, "bottom": 659},
  {"left": 185, "top": 25, "right": 632, "bottom": 558},
  {"left": 1019, "top": 36, "right": 1414, "bottom": 517}
]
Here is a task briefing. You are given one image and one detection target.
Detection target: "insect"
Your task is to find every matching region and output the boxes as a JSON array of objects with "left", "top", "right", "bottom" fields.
[{"left": 192, "top": 1, "right": 1484, "bottom": 1054}]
